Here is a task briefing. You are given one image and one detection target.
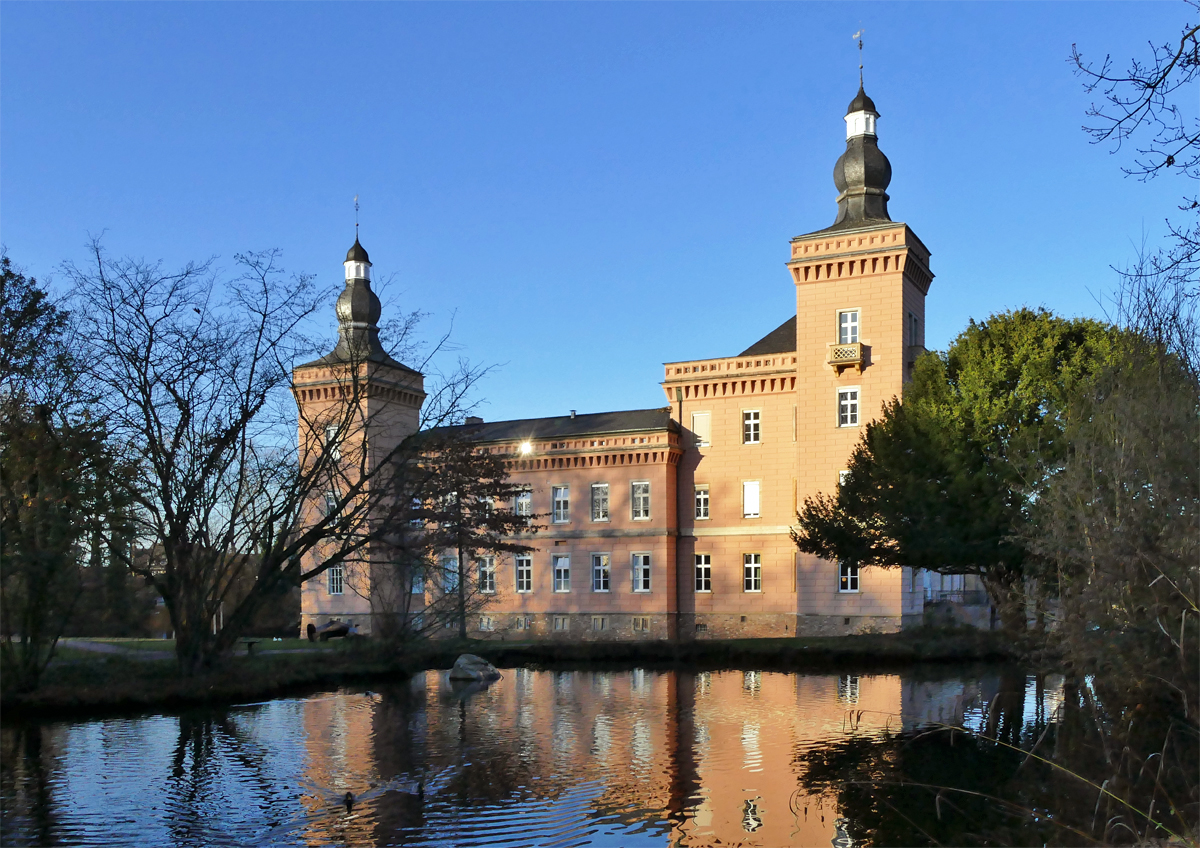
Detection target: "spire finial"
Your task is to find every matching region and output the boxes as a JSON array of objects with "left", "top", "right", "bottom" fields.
[
  {"left": 354, "top": 194, "right": 360, "bottom": 240},
  {"left": 853, "top": 28, "right": 864, "bottom": 86}
]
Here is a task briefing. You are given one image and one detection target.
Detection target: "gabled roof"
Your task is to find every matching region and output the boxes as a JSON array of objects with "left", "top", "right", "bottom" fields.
[
  {"left": 431, "top": 408, "right": 678, "bottom": 444},
  {"left": 738, "top": 316, "right": 796, "bottom": 356}
]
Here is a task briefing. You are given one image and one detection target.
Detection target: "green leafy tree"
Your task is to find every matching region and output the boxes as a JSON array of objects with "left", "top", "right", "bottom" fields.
[{"left": 793, "top": 309, "right": 1120, "bottom": 630}]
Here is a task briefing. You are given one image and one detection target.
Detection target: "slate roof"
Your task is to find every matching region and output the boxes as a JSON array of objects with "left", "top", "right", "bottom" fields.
[
  {"left": 738, "top": 316, "right": 796, "bottom": 356},
  {"left": 431, "top": 408, "right": 678, "bottom": 444}
]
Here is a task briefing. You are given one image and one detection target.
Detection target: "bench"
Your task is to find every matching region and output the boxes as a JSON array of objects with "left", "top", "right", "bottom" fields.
[{"left": 240, "top": 639, "right": 261, "bottom": 656}]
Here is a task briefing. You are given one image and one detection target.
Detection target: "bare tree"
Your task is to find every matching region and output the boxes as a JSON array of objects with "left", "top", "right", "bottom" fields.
[
  {"left": 1073, "top": 5, "right": 1200, "bottom": 373},
  {"left": 65, "top": 240, "right": 485, "bottom": 675}
]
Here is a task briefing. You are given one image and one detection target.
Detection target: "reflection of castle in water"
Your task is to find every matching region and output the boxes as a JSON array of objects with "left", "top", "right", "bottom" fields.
[{"left": 294, "top": 668, "right": 1006, "bottom": 847}]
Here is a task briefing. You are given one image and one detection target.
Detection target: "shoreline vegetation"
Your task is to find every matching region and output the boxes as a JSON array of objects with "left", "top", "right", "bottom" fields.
[{"left": 1, "top": 628, "right": 1015, "bottom": 723}]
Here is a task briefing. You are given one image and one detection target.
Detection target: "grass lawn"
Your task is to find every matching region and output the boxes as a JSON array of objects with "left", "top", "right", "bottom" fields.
[{"left": 65, "top": 637, "right": 350, "bottom": 653}]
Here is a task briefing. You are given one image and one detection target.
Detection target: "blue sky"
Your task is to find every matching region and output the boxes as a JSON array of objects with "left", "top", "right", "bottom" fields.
[{"left": 2, "top": 2, "right": 1191, "bottom": 422}]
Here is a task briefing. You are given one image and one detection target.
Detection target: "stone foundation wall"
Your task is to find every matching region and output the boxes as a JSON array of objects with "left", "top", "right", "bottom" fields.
[
  {"left": 792, "top": 614, "right": 901, "bottom": 638},
  {"left": 470, "top": 612, "right": 672, "bottom": 641}
]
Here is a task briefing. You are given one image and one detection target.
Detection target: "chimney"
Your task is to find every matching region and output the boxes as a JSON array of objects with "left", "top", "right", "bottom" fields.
[
  {"left": 465, "top": 416, "right": 483, "bottom": 425},
  {"left": 569, "top": 410, "right": 576, "bottom": 418}
]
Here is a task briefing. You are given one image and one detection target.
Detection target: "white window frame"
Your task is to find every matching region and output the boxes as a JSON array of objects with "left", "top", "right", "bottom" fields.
[
  {"left": 839, "top": 562, "right": 860, "bottom": 593},
  {"left": 838, "top": 309, "right": 860, "bottom": 344},
  {"left": 590, "top": 483, "right": 609, "bottom": 522},
  {"left": 695, "top": 554, "right": 712, "bottom": 593},
  {"left": 694, "top": 485, "right": 710, "bottom": 520},
  {"left": 591, "top": 553, "right": 611, "bottom": 592},
  {"left": 324, "top": 425, "right": 340, "bottom": 461},
  {"left": 691, "top": 411, "right": 712, "bottom": 447},
  {"left": 743, "top": 553, "right": 762, "bottom": 593},
  {"left": 514, "top": 615, "right": 531, "bottom": 631},
  {"left": 742, "top": 410, "right": 761, "bottom": 444},
  {"left": 327, "top": 563, "right": 344, "bottom": 595},
  {"left": 632, "top": 553, "right": 651, "bottom": 593},
  {"left": 411, "top": 567, "right": 425, "bottom": 595},
  {"left": 838, "top": 387, "right": 861, "bottom": 428},
  {"left": 553, "top": 554, "right": 571, "bottom": 593},
  {"left": 631, "top": 481, "right": 651, "bottom": 520},
  {"left": 323, "top": 490, "right": 340, "bottom": 517},
  {"left": 515, "top": 489, "right": 532, "bottom": 517},
  {"left": 742, "top": 480, "right": 761, "bottom": 519},
  {"left": 552, "top": 486, "right": 570, "bottom": 524},
  {"left": 838, "top": 470, "right": 851, "bottom": 487},
  {"left": 478, "top": 615, "right": 494, "bottom": 632},
  {"left": 478, "top": 556, "right": 496, "bottom": 594},
  {"left": 515, "top": 555, "right": 532, "bottom": 593}
]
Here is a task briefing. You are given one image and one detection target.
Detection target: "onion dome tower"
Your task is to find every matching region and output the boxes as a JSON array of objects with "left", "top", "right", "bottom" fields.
[
  {"left": 308, "top": 237, "right": 409, "bottom": 368},
  {"left": 829, "top": 85, "right": 892, "bottom": 228},
  {"left": 293, "top": 236, "right": 426, "bottom": 638}
]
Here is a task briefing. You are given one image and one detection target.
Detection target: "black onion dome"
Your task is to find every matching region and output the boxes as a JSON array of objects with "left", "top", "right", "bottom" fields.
[
  {"left": 846, "top": 85, "right": 878, "bottom": 115},
  {"left": 828, "top": 86, "right": 892, "bottom": 228},
  {"left": 345, "top": 238, "right": 370, "bottom": 264}
]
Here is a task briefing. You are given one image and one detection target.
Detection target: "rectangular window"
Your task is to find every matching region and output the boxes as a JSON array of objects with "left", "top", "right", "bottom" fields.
[
  {"left": 838, "top": 388, "right": 860, "bottom": 427},
  {"left": 515, "top": 555, "right": 532, "bottom": 593},
  {"left": 514, "top": 615, "right": 531, "bottom": 631},
  {"left": 552, "top": 486, "right": 570, "bottom": 523},
  {"left": 839, "top": 562, "right": 860, "bottom": 593},
  {"left": 515, "top": 490, "right": 532, "bottom": 517},
  {"left": 327, "top": 563, "right": 344, "bottom": 595},
  {"left": 409, "top": 496, "right": 424, "bottom": 527},
  {"left": 591, "top": 554, "right": 610, "bottom": 592},
  {"left": 553, "top": 555, "right": 571, "bottom": 592},
  {"left": 838, "top": 470, "right": 851, "bottom": 487},
  {"left": 411, "top": 567, "right": 425, "bottom": 595},
  {"left": 553, "top": 615, "right": 569, "bottom": 632},
  {"left": 442, "top": 557, "right": 459, "bottom": 592},
  {"left": 632, "top": 553, "right": 651, "bottom": 592},
  {"left": 323, "top": 491, "right": 339, "bottom": 517},
  {"left": 695, "top": 554, "right": 712, "bottom": 592},
  {"left": 838, "top": 309, "right": 860, "bottom": 344},
  {"left": 691, "top": 411, "right": 712, "bottom": 447},
  {"left": 591, "top": 483, "right": 609, "bottom": 521},
  {"left": 478, "top": 557, "right": 496, "bottom": 594},
  {"left": 742, "top": 481, "right": 761, "bottom": 518},
  {"left": 694, "top": 485, "right": 710, "bottom": 520},
  {"left": 324, "top": 425, "right": 340, "bottom": 461},
  {"left": 478, "top": 616, "right": 494, "bottom": 632},
  {"left": 909, "top": 311, "right": 920, "bottom": 346},
  {"left": 631, "top": 482, "right": 651, "bottom": 520},
  {"left": 632, "top": 616, "right": 650, "bottom": 632},
  {"left": 743, "top": 410, "right": 761, "bottom": 444},
  {"left": 743, "top": 553, "right": 762, "bottom": 592},
  {"left": 591, "top": 615, "right": 608, "bottom": 632}
]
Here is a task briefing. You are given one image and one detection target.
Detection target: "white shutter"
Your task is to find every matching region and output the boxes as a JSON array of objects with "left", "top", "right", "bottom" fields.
[
  {"left": 742, "top": 481, "right": 760, "bottom": 518},
  {"left": 691, "top": 412, "right": 712, "bottom": 447}
]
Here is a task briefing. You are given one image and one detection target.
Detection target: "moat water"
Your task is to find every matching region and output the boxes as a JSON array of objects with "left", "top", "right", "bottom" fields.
[{"left": 2, "top": 665, "right": 1071, "bottom": 847}]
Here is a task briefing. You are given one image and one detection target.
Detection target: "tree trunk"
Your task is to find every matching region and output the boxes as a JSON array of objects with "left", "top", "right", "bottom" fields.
[{"left": 457, "top": 540, "right": 467, "bottom": 640}]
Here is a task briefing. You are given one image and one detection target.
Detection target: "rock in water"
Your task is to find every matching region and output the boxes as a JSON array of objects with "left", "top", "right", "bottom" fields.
[{"left": 448, "top": 654, "right": 501, "bottom": 681}]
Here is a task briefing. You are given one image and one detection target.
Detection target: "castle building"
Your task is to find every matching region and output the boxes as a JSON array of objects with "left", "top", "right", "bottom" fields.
[{"left": 296, "top": 85, "right": 988, "bottom": 640}]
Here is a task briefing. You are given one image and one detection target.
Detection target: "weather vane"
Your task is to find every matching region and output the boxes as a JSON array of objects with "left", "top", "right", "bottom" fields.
[
  {"left": 852, "top": 28, "right": 865, "bottom": 86},
  {"left": 354, "top": 194, "right": 360, "bottom": 240}
]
